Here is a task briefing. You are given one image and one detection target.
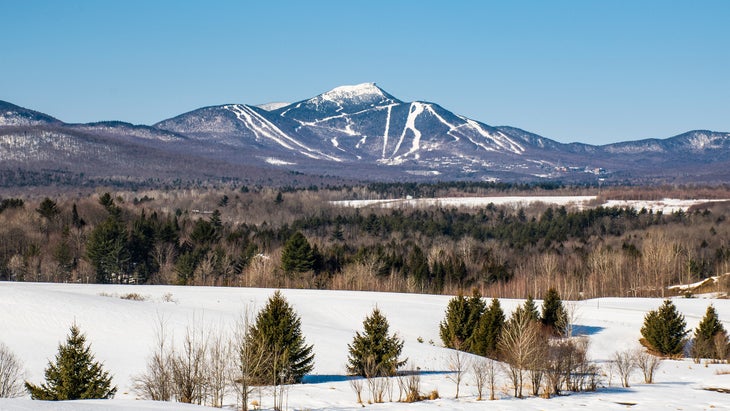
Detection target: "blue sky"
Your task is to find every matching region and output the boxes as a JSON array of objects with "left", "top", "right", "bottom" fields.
[{"left": 2, "top": 1, "right": 728, "bottom": 145}]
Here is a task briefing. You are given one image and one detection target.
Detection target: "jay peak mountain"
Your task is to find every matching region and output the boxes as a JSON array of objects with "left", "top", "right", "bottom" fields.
[{"left": 1, "top": 84, "right": 729, "bottom": 188}]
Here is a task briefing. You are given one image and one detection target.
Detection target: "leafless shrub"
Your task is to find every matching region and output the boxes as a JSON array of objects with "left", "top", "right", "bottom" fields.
[
  {"left": 349, "top": 376, "right": 364, "bottom": 405},
  {"left": 120, "top": 292, "right": 146, "bottom": 301},
  {"left": 714, "top": 332, "right": 729, "bottom": 362},
  {"left": 397, "top": 364, "right": 422, "bottom": 403},
  {"left": 634, "top": 349, "right": 661, "bottom": 384},
  {"left": 170, "top": 322, "right": 209, "bottom": 404},
  {"left": 612, "top": 349, "right": 636, "bottom": 388},
  {"left": 363, "top": 356, "right": 388, "bottom": 404},
  {"left": 0, "top": 342, "right": 24, "bottom": 398},
  {"left": 132, "top": 316, "right": 174, "bottom": 401}
]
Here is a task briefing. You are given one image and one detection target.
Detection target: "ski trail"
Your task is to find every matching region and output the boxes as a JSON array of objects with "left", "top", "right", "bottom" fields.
[
  {"left": 425, "top": 105, "right": 460, "bottom": 142},
  {"left": 382, "top": 105, "right": 392, "bottom": 158},
  {"left": 464, "top": 118, "right": 525, "bottom": 154},
  {"left": 226, "top": 105, "right": 341, "bottom": 161},
  {"left": 393, "top": 102, "right": 424, "bottom": 157}
]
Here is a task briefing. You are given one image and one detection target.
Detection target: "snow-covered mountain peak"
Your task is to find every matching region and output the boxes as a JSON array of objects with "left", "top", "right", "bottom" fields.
[
  {"left": 257, "top": 102, "right": 291, "bottom": 111},
  {"left": 309, "top": 83, "right": 398, "bottom": 107},
  {"left": 323, "top": 83, "right": 383, "bottom": 99}
]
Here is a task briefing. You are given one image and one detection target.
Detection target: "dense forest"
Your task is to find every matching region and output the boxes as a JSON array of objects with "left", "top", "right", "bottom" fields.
[{"left": 1, "top": 183, "right": 729, "bottom": 299}]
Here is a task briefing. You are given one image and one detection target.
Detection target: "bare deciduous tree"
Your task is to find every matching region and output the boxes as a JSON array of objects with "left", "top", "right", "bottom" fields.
[
  {"left": 499, "top": 315, "right": 543, "bottom": 398},
  {"left": 207, "top": 325, "right": 229, "bottom": 407},
  {"left": 230, "top": 311, "right": 271, "bottom": 411},
  {"left": 472, "top": 357, "right": 498, "bottom": 401},
  {"left": 171, "top": 323, "right": 209, "bottom": 404},
  {"left": 0, "top": 342, "right": 25, "bottom": 398},
  {"left": 445, "top": 346, "right": 469, "bottom": 399},
  {"left": 132, "top": 316, "right": 173, "bottom": 401}
]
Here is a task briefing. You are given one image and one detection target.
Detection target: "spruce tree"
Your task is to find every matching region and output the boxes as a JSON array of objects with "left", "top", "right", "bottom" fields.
[
  {"left": 541, "top": 288, "right": 568, "bottom": 336},
  {"left": 281, "top": 232, "right": 315, "bottom": 273},
  {"left": 692, "top": 304, "right": 728, "bottom": 360},
  {"left": 471, "top": 298, "right": 505, "bottom": 358},
  {"left": 25, "top": 324, "right": 116, "bottom": 400},
  {"left": 439, "top": 290, "right": 485, "bottom": 352},
  {"left": 523, "top": 295, "right": 540, "bottom": 323},
  {"left": 347, "top": 308, "right": 406, "bottom": 377},
  {"left": 640, "top": 299, "right": 688, "bottom": 357},
  {"left": 249, "top": 291, "right": 314, "bottom": 384}
]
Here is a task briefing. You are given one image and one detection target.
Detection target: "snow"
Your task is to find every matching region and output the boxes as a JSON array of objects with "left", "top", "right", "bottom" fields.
[
  {"left": 602, "top": 198, "right": 728, "bottom": 214},
  {"left": 1, "top": 283, "right": 729, "bottom": 410},
  {"left": 256, "top": 102, "right": 290, "bottom": 111},
  {"left": 320, "top": 83, "right": 385, "bottom": 102},
  {"left": 391, "top": 102, "right": 425, "bottom": 159},
  {"left": 264, "top": 157, "right": 296, "bottom": 166},
  {"left": 225, "top": 105, "right": 341, "bottom": 162},
  {"left": 331, "top": 196, "right": 730, "bottom": 213},
  {"left": 382, "top": 105, "right": 392, "bottom": 158},
  {"left": 331, "top": 196, "right": 598, "bottom": 209}
]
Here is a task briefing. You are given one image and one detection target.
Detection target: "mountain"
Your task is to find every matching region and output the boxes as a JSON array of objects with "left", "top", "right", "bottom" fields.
[
  {"left": 2, "top": 87, "right": 730, "bottom": 188},
  {"left": 0, "top": 100, "right": 61, "bottom": 126}
]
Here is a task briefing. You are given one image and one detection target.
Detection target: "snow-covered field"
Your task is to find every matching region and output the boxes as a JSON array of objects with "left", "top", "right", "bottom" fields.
[
  {"left": 1, "top": 283, "right": 729, "bottom": 410},
  {"left": 332, "top": 196, "right": 729, "bottom": 213}
]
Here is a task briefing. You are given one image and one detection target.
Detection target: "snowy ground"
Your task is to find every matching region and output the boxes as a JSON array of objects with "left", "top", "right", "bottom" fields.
[
  {"left": 331, "top": 196, "right": 729, "bottom": 213},
  {"left": 1, "top": 283, "right": 729, "bottom": 410}
]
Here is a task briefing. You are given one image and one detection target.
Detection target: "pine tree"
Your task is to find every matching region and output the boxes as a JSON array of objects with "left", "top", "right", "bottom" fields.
[
  {"left": 640, "top": 299, "right": 688, "bottom": 357},
  {"left": 472, "top": 298, "right": 505, "bottom": 358},
  {"left": 439, "top": 290, "right": 485, "bottom": 352},
  {"left": 25, "top": 324, "right": 116, "bottom": 400},
  {"left": 36, "top": 197, "right": 60, "bottom": 221},
  {"left": 249, "top": 291, "right": 314, "bottom": 384},
  {"left": 281, "top": 231, "right": 315, "bottom": 273},
  {"left": 347, "top": 308, "right": 406, "bottom": 377},
  {"left": 692, "top": 304, "right": 728, "bottom": 360},
  {"left": 541, "top": 288, "right": 567, "bottom": 336}
]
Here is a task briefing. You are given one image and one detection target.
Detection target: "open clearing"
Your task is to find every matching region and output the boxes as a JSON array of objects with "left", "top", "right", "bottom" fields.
[{"left": 0, "top": 283, "right": 729, "bottom": 410}]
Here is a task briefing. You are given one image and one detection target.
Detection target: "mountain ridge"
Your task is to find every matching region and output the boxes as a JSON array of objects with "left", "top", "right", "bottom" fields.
[{"left": 1, "top": 85, "right": 729, "bottom": 187}]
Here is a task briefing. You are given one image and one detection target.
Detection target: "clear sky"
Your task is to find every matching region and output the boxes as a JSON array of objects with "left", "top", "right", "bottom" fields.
[{"left": 2, "top": 0, "right": 728, "bottom": 145}]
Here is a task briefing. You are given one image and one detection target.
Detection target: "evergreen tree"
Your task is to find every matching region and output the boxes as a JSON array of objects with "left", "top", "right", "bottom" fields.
[
  {"left": 71, "top": 203, "right": 86, "bottom": 230},
  {"left": 439, "top": 290, "right": 485, "bottom": 352},
  {"left": 25, "top": 324, "right": 116, "bottom": 400},
  {"left": 248, "top": 291, "right": 314, "bottom": 384},
  {"left": 36, "top": 197, "right": 60, "bottom": 221},
  {"left": 541, "top": 288, "right": 568, "bottom": 336},
  {"left": 523, "top": 295, "right": 540, "bottom": 323},
  {"left": 86, "top": 214, "right": 129, "bottom": 283},
  {"left": 281, "top": 231, "right": 315, "bottom": 273},
  {"left": 407, "top": 246, "right": 431, "bottom": 290},
  {"left": 472, "top": 298, "right": 505, "bottom": 358},
  {"left": 347, "top": 308, "right": 406, "bottom": 377},
  {"left": 640, "top": 299, "right": 688, "bottom": 357},
  {"left": 692, "top": 304, "right": 728, "bottom": 360}
]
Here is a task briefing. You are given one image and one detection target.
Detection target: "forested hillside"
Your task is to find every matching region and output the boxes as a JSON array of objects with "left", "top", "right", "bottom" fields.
[{"left": 1, "top": 183, "right": 729, "bottom": 298}]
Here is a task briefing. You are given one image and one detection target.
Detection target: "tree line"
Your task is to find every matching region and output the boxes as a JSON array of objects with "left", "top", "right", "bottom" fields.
[{"left": 0, "top": 187, "right": 729, "bottom": 298}]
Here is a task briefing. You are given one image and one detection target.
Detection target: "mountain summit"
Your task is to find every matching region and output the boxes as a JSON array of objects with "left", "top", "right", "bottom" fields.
[{"left": 2, "top": 86, "right": 730, "bottom": 186}]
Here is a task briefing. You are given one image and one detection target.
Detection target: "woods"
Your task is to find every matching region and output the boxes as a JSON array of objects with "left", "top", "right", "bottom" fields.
[{"left": 0, "top": 184, "right": 729, "bottom": 299}]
